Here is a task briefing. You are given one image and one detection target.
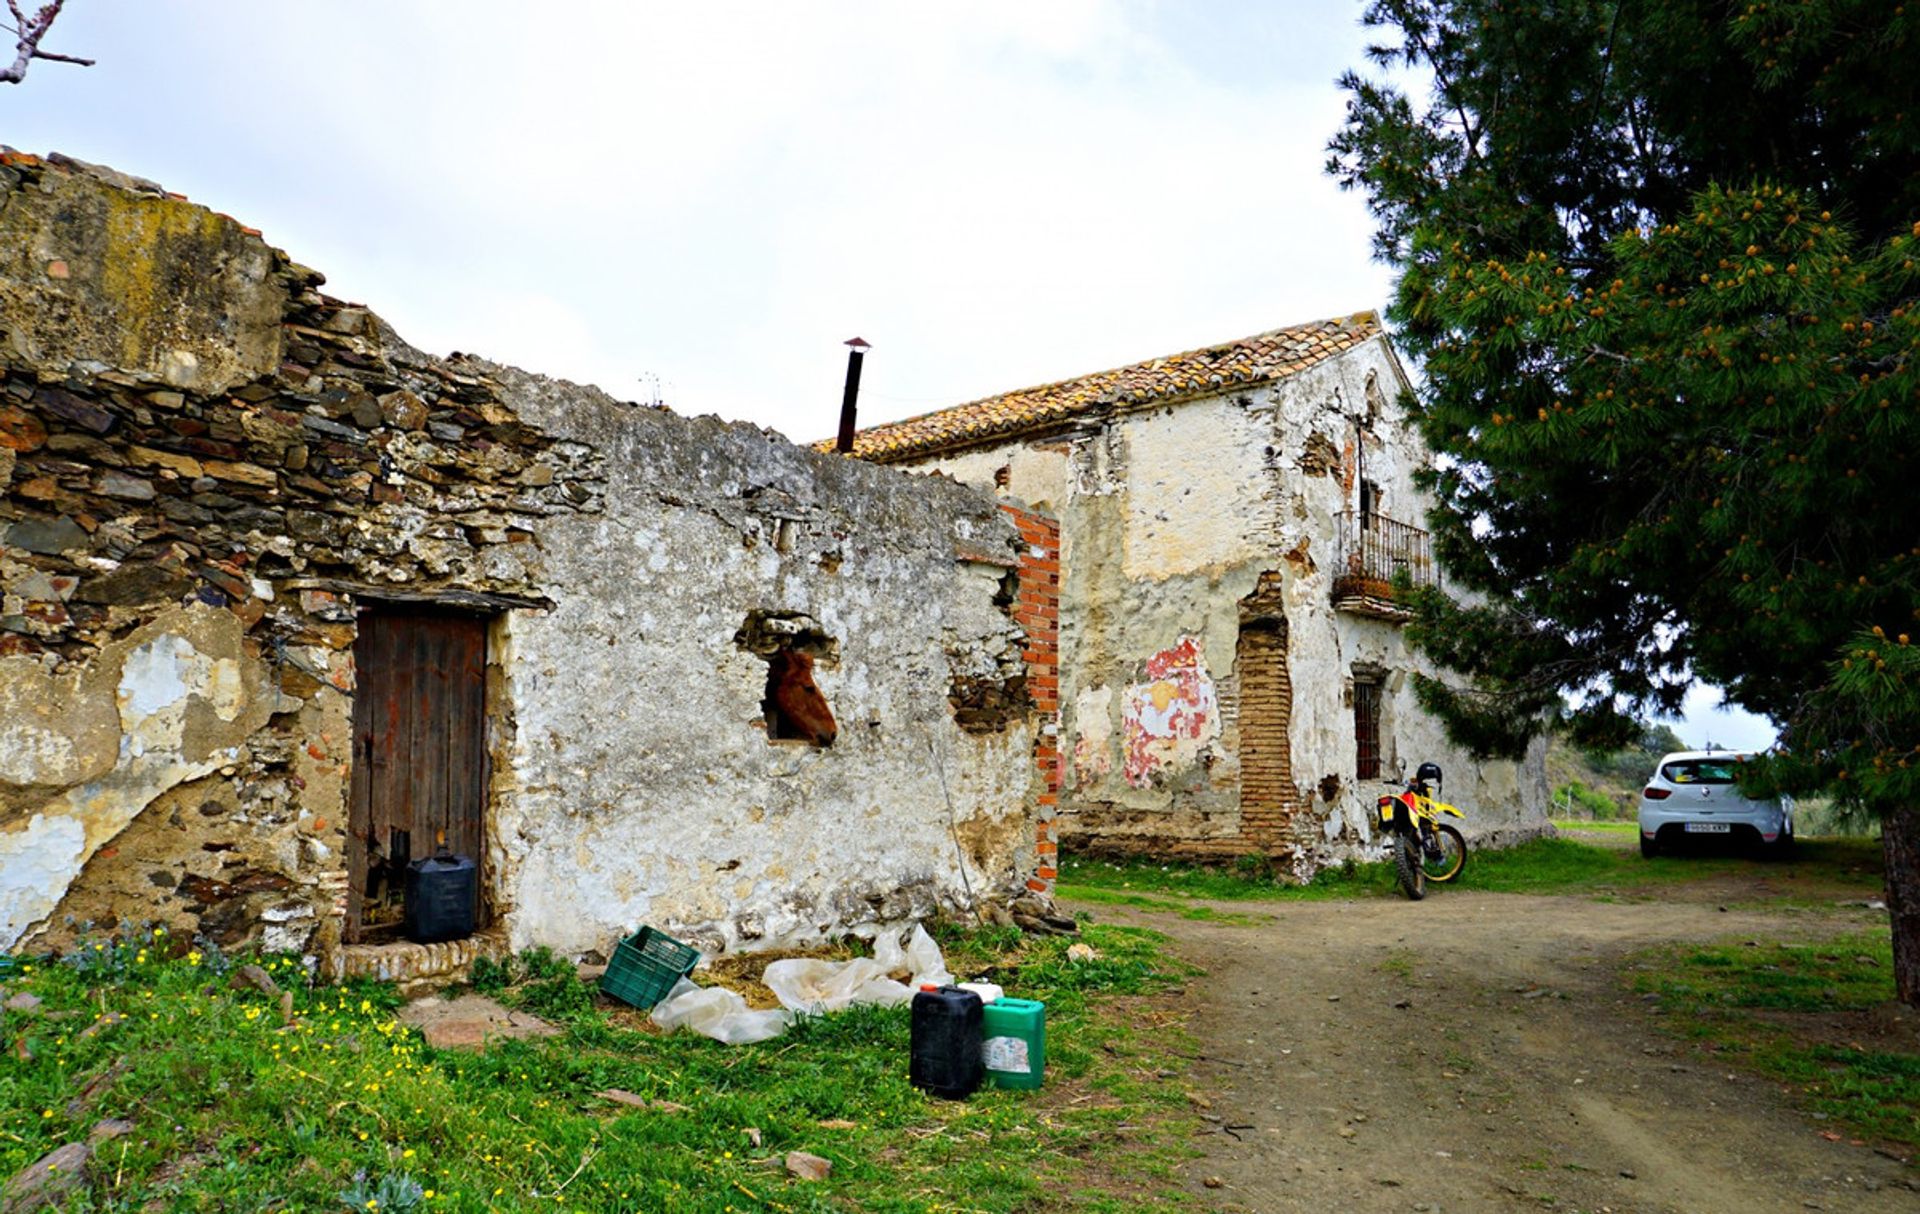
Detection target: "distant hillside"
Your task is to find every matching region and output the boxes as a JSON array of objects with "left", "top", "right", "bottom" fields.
[{"left": 1545, "top": 725, "right": 1686, "bottom": 820}]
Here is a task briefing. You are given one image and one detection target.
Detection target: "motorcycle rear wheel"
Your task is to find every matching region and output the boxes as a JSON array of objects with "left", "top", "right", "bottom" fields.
[
  {"left": 1423, "top": 823, "right": 1468, "bottom": 883},
  {"left": 1394, "top": 832, "right": 1427, "bottom": 900}
]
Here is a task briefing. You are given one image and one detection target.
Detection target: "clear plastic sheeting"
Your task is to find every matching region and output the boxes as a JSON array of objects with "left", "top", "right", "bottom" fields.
[
  {"left": 903, "top": 923, "right": 954, "bottom": 988},
  {"left": 763, "top": 957, "right": 912, "bottom": 1014},
  {"left": 647, "top": 924, "right": 960, "bottom": 1043},
  {"left": 869, "top": 922, "right": 955, "bottom": 988},
  {"left": 648, "top": 977, "right": 791, "bottom": 1045},
  {"left": 871, "top": 926, "right": 909, "bottom": 975},
  {"left": 765, "top": 922, "right": 957, "bottom": 1015}
]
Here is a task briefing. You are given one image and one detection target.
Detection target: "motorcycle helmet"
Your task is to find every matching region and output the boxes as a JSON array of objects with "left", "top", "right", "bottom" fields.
[{"left": 1415, "top": 761, "right": 1443, "bottom": 784}]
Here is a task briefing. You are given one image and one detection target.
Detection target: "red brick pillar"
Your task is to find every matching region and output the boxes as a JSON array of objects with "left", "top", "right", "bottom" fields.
[{"left": 1002, "top": 504, "right": 1062, "bottom": 896}]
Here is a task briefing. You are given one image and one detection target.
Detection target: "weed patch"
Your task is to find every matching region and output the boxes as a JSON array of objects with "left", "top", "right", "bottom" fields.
[
  {"left": 1046, "top": 887, "right": 1272, "bottom": 924},
  {"left": 0, "top": 923, "right": 1200, "bottom": 1212},
  {"left": 1060, "top": 836, "right": 1885, "bottom": 907},
  {"left": 1629, "top": 932, "right": 1919, "bottom": 1153},
  {"left": 1550, "top": 818, "right": 1640, "bottom": 835},
  {"left": 1058, "top": 854, "right": 1396, "bottom": 903},
  {"left": 1555, "top": 780, "right": 1618, "bottom": 820}
]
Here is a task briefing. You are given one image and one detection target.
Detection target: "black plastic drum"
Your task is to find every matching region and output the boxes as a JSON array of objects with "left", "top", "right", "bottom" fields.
[
  {"left": 910, "top": 984, "right": 984, "bottom": 1099},
  {"left": 403, "top": 851, "right": 476, "bottom": 943}
]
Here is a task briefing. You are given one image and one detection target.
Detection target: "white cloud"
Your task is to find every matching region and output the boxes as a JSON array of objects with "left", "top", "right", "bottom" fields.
[
  {"left": 1664, "top": 686, "right": 1778, "bottom": 754},
  {"left": 10, "top": 1, "right": 1389, "bottom": 440}
]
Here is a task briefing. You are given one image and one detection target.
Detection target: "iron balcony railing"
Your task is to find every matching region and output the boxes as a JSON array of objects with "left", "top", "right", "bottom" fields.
[{"left": 1332, "top": 510, "right": 1435, "bottom": 602}]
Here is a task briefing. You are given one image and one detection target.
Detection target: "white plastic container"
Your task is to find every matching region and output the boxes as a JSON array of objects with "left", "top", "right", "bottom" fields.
[{"left": 956, "top": 981, "right": 1003, "bottom": 1005}]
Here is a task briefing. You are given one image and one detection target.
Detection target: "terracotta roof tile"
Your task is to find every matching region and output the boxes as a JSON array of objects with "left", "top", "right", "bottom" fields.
[{"left": 820, "top": 312, "right": 1380, "bottom": 462}]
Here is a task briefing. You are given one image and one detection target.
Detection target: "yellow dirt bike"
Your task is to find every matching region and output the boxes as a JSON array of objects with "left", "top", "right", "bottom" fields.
[{"left": 1376, "top": 762, "right": 1468, "bottom": 900}]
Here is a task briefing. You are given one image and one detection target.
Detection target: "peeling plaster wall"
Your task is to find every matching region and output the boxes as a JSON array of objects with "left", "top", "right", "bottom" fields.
[
  {"left": 0, "top": 149, "right": 608, "bottom": 959},
  {"left": 487, "top": 366, "right": 1036, "bottom": 957},
  {"left": 1120, "top": 402, "right": 1278, "bottom": 582},
  {"left": 900, "top": 336, "right": 1549, "bottom": 867},
  {"left": 0, "top": 151, "right": 1041, "bottom": 963},
  {"left": 930, "top": 443, "right": 1071, "bottom": 514},
  {"left": 0, "top": 605, "right": 286, "bottom": 949}
]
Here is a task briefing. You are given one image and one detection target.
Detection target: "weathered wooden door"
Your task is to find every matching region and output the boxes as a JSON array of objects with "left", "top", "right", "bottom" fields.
[{"left": 346, "top": 608, "right": 490, "bottom": 943}]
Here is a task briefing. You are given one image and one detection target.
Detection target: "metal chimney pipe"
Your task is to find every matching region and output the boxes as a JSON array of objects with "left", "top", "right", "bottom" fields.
[{"left": 835, "top": 337, "right": 871, "bottom": 454}]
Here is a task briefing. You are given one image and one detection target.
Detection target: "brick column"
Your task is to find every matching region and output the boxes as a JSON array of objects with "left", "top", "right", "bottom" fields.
[
  {"left": 1236, "top": 573, "right": 1300, "bottom": 853},
  {"left": 1002, "top": 504, "right": 1062, "bottom": 896}
]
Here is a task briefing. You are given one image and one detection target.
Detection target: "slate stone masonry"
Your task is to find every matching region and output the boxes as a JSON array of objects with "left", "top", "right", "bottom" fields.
[{"left": 0, "top": 149, "right": 1058, "bottom": 969}]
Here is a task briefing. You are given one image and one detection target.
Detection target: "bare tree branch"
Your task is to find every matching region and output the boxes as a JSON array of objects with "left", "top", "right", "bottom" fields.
[{"left": 2, "top": 1, "right": 94, "bottom": 86}]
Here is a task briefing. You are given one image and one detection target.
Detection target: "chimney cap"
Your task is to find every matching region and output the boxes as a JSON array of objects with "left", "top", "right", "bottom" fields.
[{"left": 844, "top": 336, "right": 871, "bottom": 351}]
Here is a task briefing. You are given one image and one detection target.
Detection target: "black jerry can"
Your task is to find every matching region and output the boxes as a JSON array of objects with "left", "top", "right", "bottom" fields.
[
  {"left": 910, "top": 984, "right": 985, "bottom": 1099},
  {"left": 404, "top": 851, "right": 477, "bottom": 943}
]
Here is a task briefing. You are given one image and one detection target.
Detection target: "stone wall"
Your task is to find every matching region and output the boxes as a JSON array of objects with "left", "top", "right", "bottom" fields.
[
  {"left": 0, "top": 151, "right": 1047, "bottom": 963},
  {"left": 897, "top": 336, "right": 1549, "bottom": 871}
]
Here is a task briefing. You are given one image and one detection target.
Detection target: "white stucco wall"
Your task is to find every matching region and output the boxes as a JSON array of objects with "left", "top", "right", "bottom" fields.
[
  {"left": 491, "top": 371, "right": 1039, "bottom": 957},
  {"left": 899, "top": 334, "right": 1549, "bottom": 865},
  {"left": 0, "top": 606, "right": 288, "bottom": 951}
]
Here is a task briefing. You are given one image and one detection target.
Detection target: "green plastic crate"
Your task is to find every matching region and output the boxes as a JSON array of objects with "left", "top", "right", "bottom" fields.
[{"left": 600, "top": 926, "right": 700, "bottom": 1010}]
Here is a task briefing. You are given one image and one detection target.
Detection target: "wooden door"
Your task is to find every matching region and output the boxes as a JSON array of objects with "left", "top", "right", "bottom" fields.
[{"left": 346, "top": 608, "right": 490, "bottom": 943}]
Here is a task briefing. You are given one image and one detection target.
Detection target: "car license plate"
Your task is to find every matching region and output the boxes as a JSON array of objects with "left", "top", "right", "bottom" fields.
[{"left": 1685, "top": 822, "right": 1731, "bottom": 834}]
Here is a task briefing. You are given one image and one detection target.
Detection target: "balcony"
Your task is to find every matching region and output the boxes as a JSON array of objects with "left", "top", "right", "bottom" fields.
[{"left": 1331, "top": 510, "right": 1433, "bottom": 622}]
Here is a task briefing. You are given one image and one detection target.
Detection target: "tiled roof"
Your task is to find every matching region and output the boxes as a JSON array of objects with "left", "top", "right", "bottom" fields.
[{"left": 820, "top": 312, "right": 1380, "bottom": 463}]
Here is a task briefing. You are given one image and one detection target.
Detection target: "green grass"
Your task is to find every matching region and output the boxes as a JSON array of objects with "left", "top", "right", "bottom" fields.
[
  {"left": 1051, "top": 888, "right": 1272, "bottom": 924},
  {"left": 0, "top": 923, "right": 1201, "bottom": 1212},
  {"left": 1629, "top": 932, "right": 1919, "bottom": 1151},
  {"left": 1462, "top": 837, "right": 1742, "bottom": 892},
  {"left": 1550, "top": 818, "right": 1640, "bottom": 835},
  {"left": 1377, "top": 950, "right": 1416, "bottom": 978},
  {"left": 1058, "top": 836, "right": 1886, "bottom": 911},
  {"left": 1058, "top": 854, "right": 1389, "bottom": 903}
]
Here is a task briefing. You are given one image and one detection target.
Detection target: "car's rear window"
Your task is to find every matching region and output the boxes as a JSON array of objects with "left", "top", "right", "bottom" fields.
[{"left": 1661, "top": 759, "right": 1740, "bottom": 785}]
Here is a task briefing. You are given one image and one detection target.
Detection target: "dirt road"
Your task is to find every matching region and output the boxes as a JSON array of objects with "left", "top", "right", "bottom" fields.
[{"left": 1074, "top": 877, "right": 1915, "bottom": 1213}]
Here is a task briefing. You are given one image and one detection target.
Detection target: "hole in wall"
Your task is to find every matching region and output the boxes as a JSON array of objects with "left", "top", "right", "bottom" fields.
[
  {"left": 992, "top": 568, "right": 1018, "bottom": 610},
  {"left": 763, "top": 650, "right": 836, "bottom": 746},
  {"left": 735, "top": 610, "right": 839, "bottom": 747},
  {"left": 947, "top": 566, "right": 1030, "bottom": 734},
  {"left": 948, "top": 670, "right": 1029, "bottom": 733}
]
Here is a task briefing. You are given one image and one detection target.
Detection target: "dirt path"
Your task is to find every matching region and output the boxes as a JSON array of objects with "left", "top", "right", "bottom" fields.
[{"left": 1072, "top": 885, "right": 1916, "bottom": 1213}]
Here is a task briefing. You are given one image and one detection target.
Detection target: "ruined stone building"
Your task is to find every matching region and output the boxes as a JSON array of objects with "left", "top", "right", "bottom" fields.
[
  {"left": 832, "top": 318, "right": 1549, "bottom": 868},
  {"left": 0, "top": 152, "right": 1058, "bottom": 980}
]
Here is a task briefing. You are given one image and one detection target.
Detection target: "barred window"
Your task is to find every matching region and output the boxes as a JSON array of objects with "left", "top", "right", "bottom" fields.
[{"left": 1354, "top": 677, "right": 1383, "bottom": 780}]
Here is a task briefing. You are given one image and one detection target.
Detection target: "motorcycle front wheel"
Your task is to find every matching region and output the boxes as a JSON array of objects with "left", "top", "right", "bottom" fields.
[
  {"left": 1393, "top": 832, "right": 1426, "bottom": 900},
  {"left": 1423, "top": 823, "right": 1468, "bottom": 883}
]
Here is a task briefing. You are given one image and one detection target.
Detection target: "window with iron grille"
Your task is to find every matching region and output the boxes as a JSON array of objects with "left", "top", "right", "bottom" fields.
[{"left": 1354, "top": 678, "right": 1383, "bottom": 780}]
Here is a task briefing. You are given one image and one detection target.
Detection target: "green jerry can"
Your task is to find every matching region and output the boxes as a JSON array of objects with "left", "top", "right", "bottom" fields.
[{"left": 981, "top": 996, "right": 1046, "bottom": 1090}]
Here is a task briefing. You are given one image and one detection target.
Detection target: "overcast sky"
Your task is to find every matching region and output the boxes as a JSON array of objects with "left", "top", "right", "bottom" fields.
[
  {"left": 4, "top": 0, "right": 1774, "bottom": 753},
  {"left": 7, "top": 1, "right": 1395, "bottom": 435}
]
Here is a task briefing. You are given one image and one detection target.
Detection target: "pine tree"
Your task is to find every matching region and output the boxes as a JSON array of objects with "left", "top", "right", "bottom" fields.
[{"left": 1330, "top": 1, "right": 1920, "bottom": 1002}]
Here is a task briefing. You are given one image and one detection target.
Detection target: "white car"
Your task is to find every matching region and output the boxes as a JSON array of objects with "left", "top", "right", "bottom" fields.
[{"left": 1637, "top": 750, "right": 1794, "bottom": 859}]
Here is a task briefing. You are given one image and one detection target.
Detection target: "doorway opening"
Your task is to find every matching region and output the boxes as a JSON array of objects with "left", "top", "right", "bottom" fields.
[{"left": 345, "top": 606, "right": 492, "bottom": 944}]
